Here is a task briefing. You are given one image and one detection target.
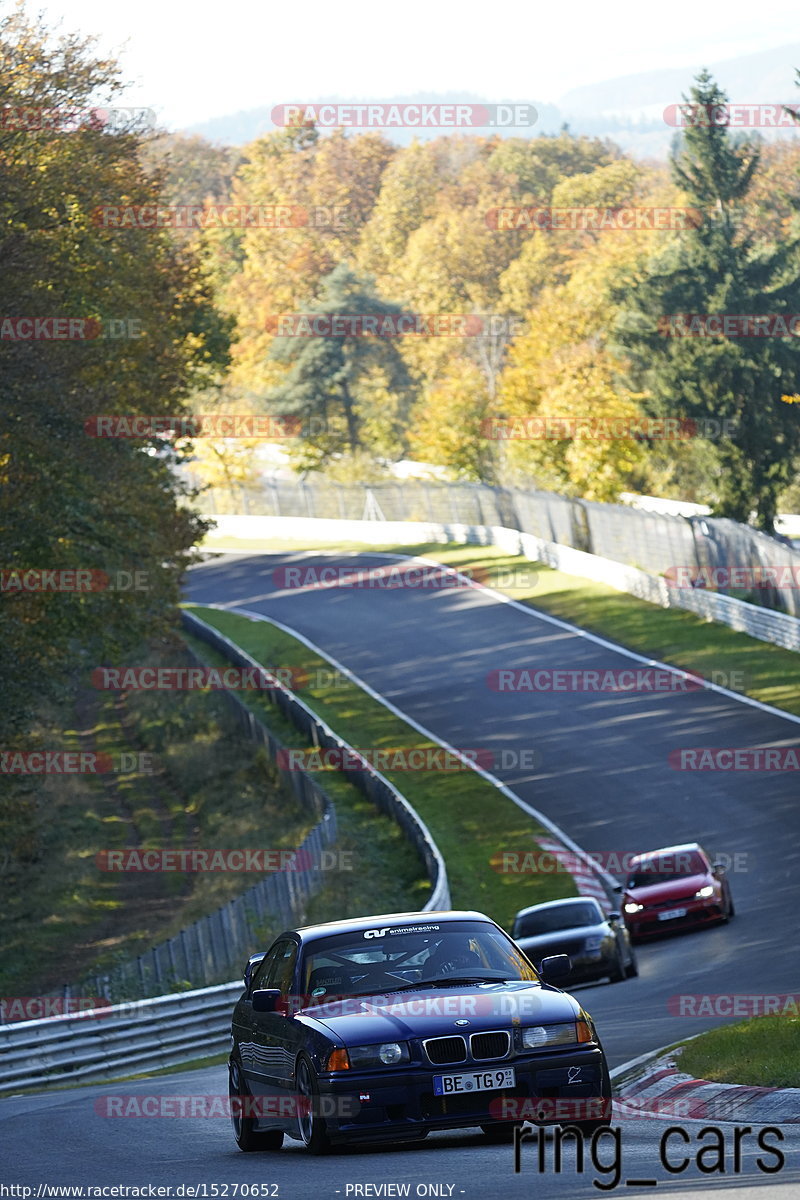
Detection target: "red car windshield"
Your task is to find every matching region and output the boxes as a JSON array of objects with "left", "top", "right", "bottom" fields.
[{"left": 627, "top": 851, "right": 707, "bottom": 889}]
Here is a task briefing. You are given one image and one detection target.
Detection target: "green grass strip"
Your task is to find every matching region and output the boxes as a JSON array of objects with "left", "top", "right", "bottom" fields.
[{"left": 676, "top": 1014, "right": 800, "bottom": 1088}]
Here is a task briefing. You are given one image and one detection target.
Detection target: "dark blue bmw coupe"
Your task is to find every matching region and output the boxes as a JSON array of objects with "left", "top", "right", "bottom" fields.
[{"left": 228, "top": 909, "right": 612, "bottom": 1153}]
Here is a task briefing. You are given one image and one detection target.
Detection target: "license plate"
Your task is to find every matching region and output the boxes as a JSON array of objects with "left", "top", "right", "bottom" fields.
[
  {"left": 433, "top": 1067, "right": 515, "bottom": 1096},
  {"left": 658, "top": 907, "right": 687, "bottom": 921}
]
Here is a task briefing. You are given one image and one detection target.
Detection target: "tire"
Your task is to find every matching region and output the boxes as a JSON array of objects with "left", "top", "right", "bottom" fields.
[
  {"left": 229, "top": 1058, "right": 284, "bottom": 1152},
  {"left": 727, "top": 894, "right": 735, "bottom": 918},
  {"left": 480, "top": 1123, "right": 518, "bottom": 1143},
  {"left": 295, "top": 1054, "right": 332, "bottom": 1155},
  {"left": 625, "top": 950, "right": 639, "bottom": 978},
  {"left": 609, "top": 949, "right": 626, "bottom": 983}
]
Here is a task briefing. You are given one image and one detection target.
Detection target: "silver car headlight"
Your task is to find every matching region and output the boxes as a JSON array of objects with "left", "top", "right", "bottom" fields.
[
  {"left": 348, "top": 1041, "right": 410, "bottom": 1067},
  {"left": 584, "top": 935, "right": 604, "bottom": 951}
]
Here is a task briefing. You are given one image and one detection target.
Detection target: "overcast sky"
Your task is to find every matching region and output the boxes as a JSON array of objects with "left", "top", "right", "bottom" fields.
[{"left": 29, "top": 0, "right": 800, "bottom": 129}]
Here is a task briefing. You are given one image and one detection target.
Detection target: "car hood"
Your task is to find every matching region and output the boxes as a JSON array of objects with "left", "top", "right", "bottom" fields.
[
  {"left": 625, "top": 873, "right": 710, "bottom": 905},
  {"left": 515, "top": 925, "right": 608, "bottom": 955},
  {"left": 297, "top": 981, "right": 581, "bottom": 1042}
]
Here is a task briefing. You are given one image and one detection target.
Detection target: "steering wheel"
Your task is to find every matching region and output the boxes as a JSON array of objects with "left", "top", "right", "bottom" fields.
[{"left": 424, "top": 953, "right": 478, "bottom": 980}]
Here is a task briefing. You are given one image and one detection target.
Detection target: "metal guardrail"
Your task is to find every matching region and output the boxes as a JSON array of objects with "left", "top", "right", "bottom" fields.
[
  {"left": 183, "top": 611, "right": 450, "bottom": 913},
  {"left": 0, "top": 984, "right": 241, "bottom": 1095}
]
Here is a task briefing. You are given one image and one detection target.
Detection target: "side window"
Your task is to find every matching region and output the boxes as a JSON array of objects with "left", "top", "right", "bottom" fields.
[
  {"left": 267, "top": 940, "right": 298, "bottom": 996},
  {"left": 250, "top": 943, "right": 281, "bottom": 992}
]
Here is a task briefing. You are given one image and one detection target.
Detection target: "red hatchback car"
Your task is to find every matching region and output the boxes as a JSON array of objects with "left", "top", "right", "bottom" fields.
[{"left": 622, "top": 842, "right": 734, "bottom": 942}]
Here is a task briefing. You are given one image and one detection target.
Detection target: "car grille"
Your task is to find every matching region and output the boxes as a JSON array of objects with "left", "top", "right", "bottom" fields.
[
  {"left": 641, "top": 894, "right": 697, "bottom": 910},
  {"left": 471, "top": 1031, "right": 510, "bottom": 1060},
  {"left": 424, "top": 1036, "right": 467, "bottom": 1065}
]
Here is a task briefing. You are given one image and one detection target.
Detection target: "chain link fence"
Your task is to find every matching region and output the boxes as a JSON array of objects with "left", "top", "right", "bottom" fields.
[{"left": 198, "top": 478, "right": 800, "bottom": 618}]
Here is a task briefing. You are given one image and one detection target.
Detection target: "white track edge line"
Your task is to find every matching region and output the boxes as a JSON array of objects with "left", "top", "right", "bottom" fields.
[
  {"left": 201, "top": 601, "right": 622, "bottom": 900},
  {"left": 198, "top": 546, "right": 800, "bottom": 728}
]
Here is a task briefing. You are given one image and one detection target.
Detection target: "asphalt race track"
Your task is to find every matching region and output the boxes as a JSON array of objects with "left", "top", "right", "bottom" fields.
[
  {"left": 184, "top": 551, "right": 800, "bottom": 1065},
  {"left": 5, "top": 549, "right": 800, "bottom": 1199}
]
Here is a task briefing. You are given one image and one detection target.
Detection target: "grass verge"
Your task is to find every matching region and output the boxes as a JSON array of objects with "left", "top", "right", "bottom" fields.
[
  {"left": 676, "top": 1015, "right": 800, "bottom": 1088},
  {"left": 184, "top": 605, "right": 577, "bottom": 931}
]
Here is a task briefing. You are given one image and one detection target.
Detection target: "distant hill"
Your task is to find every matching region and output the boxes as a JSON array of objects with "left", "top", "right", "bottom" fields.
[{"left": 181, "top": 44, "right": 800, "bottom": 160}]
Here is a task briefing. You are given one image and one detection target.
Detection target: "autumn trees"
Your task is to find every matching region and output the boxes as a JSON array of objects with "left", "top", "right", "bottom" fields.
[{"left": 0, "top": 7, "right": 228, "bottom": 741}]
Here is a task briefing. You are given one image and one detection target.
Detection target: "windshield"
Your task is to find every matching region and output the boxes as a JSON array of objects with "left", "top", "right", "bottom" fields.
[
  {"left": 301, "top": 919, "right": 538, "bottom": 998},
  {"left": 514, "top": 902, "right": 602, "bottom": 938},
  {"left": 627, "top": 852, "right": 707, "bottom": 889}
]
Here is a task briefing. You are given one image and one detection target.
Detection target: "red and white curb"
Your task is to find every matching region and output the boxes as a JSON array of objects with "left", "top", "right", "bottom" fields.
[
  {"left": 613, "top": 1050, "right": 800, "bottom": 1124},
  {"left": 536, "top": 836, "right": 612, "bottom": 911}
]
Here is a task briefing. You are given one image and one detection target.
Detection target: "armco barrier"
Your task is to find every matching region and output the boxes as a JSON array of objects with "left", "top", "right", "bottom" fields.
[
  {"left": 0, "top": 984, "right": 241, "bottom": 1095},
  {"left": 183, "top": 610, "right": 450, "bottom": 913},
  {"left": 207, "top": 513, "right": 800, "bottom": 653}
]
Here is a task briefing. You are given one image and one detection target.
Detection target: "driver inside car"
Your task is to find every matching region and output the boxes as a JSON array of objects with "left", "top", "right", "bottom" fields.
[{"left": 422, "top": 934, "right": 484, "bottom": 979}]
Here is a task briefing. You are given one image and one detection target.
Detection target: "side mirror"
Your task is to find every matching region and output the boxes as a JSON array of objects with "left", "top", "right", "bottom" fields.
[
  {"left": 252, "top": 988, "right": 283, "bottom": 1014},
  {"left": 608, "top": 911, "right": 621, "bottom": 922},
  {"left": 539, "top": 954, "right": 571, "bottom": 981},
  {"left": 243, "top": 952, "right": 266, "bottom": 989},
  {"left": 611, "top": 884, "right": 623, "bottom": 894},
  {"left": 711, "top": 860, "right": 726, "bottom": 874}
]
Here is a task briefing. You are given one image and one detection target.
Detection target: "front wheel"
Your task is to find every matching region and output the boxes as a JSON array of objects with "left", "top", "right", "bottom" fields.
[
  {"left": 229, "top": 1058, "right": 284, "bottom": 1152},
  {"left": 609, "top": 949, "right": 626, "bottom": 983},
  {"left": 295, "top": 1054, "right": 332, "bottom": 1155},
  {"left": 625, "top": 950, "right": 639, "bottom": 978}
]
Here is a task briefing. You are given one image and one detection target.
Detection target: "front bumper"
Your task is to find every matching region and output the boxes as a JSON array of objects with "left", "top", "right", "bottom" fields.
[
  {"left": 625, "top": 896, "right": 725, "bottom": 939},
  {"left": 319, "top": 1045, "right": 609, "bottom": 1141}
]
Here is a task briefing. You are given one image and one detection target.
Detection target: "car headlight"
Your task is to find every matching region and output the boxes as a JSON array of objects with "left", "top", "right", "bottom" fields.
[
  {"left": 624, "top": 902, "right": 643, "bottom": 914},
  {"left": 347, "top": 1041, "right": 410, "bottom": 1067},
  {"left": 695, "top": 885, "right": 714, "bottom": 898},
  {"left": 521, "top": 1022, "right": 579, "bottom": 1049},
  {"left": 584, "top": 935, "right": 604, "bottom": 951}
]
